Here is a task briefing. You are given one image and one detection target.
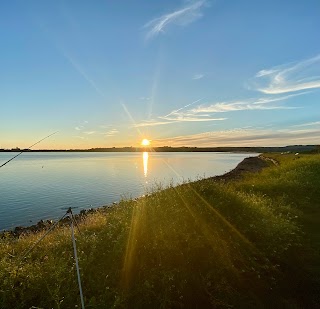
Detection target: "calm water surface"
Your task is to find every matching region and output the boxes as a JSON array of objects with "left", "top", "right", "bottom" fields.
[{"left": 0, "top": 152, "right": 257, "bottom": 230}]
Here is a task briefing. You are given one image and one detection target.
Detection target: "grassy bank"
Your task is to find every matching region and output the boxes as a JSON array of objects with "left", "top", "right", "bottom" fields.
[{"left": 1, "top": 154, "right": 319, "bottom": 308}]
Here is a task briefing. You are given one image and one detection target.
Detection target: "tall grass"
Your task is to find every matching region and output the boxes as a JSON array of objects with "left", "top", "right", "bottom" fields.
[{"left": 0, "top": 154, "right": 319, "bottom": 308}]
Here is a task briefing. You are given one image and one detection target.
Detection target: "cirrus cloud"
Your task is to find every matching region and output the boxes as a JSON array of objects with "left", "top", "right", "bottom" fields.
[
  {"left": 253, "top": 54, "right": 320, "bottom": 94},
  {"left": 144, "top": 0, "right": 208, "bottom": 40},
  {"left": 153, "top": 126, "right": 320, "bottom": 147},
  {"left": 192, "top": 73, "right": 205, "bottom": 80},
  {"left": 132, "top": 92, "right": 300, "bottom": 128}
]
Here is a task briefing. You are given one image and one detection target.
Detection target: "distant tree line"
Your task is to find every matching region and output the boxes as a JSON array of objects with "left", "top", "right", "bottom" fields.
[{"left": 0, "top": 145, "right": 318, "bottom": 153}]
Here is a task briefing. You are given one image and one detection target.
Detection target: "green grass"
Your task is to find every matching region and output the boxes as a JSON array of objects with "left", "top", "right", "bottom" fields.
[{"left": 1, "top": 153, "right": 319, "bottom": 308}]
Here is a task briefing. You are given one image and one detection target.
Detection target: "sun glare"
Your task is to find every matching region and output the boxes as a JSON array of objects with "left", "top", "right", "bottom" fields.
[{"left": 141, "top": 139, "right": 150, "bottom": 146}]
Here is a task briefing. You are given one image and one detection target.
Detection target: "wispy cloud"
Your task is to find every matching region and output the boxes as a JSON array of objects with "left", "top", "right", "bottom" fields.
[
  {"left": 134, "top": 120, "right": 177, "bottom": 128},
  {"left": 103, "top": 129, "right": 119, "bottom": 137},
  {"left": 144, "top": 0, "right": 208, "bottom": 40},
  {"left": 193, "top": 73, "right": 204, "bottom": 80},
  {"left": 134, "top": 117, "right": 226, "bottom": 128},
  {"left": 74, "top": 123, "right": 118, "bottom": 139},
  {"left": 74, "top": 120, "right": 90, "bottom": 131},
  {"left": 189, "top": 93, "right": 302, "bottom": 114},
  {"left": 292, "top": 121, "right": 320, "bottom": 127},
  {"left": 133, "top": 98, "right": 226, "bottom": 128},
  {"left": 133, "top": 93, "right": 300, "bottom": 128},
  {"left": 163, "top": 98, "right": 203, "bottom": 118},
  {"left": 253, "top": 54, "right": 320, "bottom": 94},
  {"left": 153, "top": 127, "right": 320, "bottom": 147},
  {"left": 255, "top": 69, "right": 279, "bottom": 78}
]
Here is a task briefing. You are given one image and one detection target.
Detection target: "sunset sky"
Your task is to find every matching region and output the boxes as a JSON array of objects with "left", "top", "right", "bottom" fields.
[{"left": 1, "top": 0, "right": 320, "bottom": 149}]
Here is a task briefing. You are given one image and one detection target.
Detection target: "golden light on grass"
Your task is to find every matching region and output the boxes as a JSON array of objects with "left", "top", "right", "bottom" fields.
[
  {"left": 141, "top": 139, "right": 150, "bottom": 146},
  {"left": 121, "top": 200, "right": 146, "bottom": 289}
]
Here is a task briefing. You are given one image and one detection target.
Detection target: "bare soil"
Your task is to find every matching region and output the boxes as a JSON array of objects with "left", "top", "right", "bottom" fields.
[{"left": 210, "top": 155, "right": 277, "bottom": 182}]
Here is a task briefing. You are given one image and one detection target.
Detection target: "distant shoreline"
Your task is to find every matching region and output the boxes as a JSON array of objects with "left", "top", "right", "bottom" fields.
[{"left": 0, "top": 144, "right": 318, "bottom": 153}]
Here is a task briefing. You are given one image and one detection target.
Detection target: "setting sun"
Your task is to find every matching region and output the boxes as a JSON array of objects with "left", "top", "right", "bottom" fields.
[{"left": 141, "top": 139, "right": 150, "bottom": 146}]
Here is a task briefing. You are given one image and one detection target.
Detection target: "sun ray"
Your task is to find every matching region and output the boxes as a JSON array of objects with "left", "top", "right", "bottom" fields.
[{"left": 121, "top": 200, "right": 146, "bottom": 289}]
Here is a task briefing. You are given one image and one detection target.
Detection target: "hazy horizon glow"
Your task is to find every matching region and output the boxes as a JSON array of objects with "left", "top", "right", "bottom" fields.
[{"left": 1, "top": 1, "right": 320, "bottom": 149}]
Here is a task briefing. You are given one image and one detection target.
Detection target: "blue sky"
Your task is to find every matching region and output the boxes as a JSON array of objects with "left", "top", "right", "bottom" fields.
[{"left": 1, "top": 0, "right": 319, "bottom": 149}]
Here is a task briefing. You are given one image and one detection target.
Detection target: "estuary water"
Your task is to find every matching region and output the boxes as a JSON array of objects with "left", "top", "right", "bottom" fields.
[{"left": 0, "top": 152, "right": 257, "bottom": 230}]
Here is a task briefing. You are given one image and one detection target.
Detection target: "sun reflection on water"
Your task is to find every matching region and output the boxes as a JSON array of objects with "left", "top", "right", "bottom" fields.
[{"left": 143, "top": 152, "right": 148, "bottom": 177}]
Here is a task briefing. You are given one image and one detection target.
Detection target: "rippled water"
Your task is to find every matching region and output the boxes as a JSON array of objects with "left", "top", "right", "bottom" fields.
[{"left": 0, "top": 152, "right": 256, "bottom": 230}]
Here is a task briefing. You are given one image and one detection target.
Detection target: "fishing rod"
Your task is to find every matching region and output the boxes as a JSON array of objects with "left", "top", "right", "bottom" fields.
[
  {"left": 68, "top": 207, "right": 85, "bottom": 309},
  {"left": 2, "top": 131, "right": 86, "bottom": 307},
  {"left": 0, "top": 131, "right": 59, "bottom": 169},
  {"left": 20, "top": 207, "right": 85, "bottom": 309}
]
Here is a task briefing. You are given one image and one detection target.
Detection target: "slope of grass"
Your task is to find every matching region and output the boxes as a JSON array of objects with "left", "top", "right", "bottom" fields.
[{"left": 0, "top": 154, "right": 319, "bottom": 308}]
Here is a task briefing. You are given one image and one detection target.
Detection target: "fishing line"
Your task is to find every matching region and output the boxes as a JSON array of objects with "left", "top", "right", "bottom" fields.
[
  {"left": 0, "top": 131, "right": 59, "bottom": 169},
  {"left": 19, "top": 211, "right": 68, "bottom": 261},
  {"left": 68, "top": 208, "right": 85, "bottom": 309},
  {"left": 4, "top": 131, "right": 86, "bottom": 307},
  {"left": 19, "top": 207, "right": 86, "bottom": 308},
  {"left": 71, "top": 212, "right": 82, "bottom": 235}
]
